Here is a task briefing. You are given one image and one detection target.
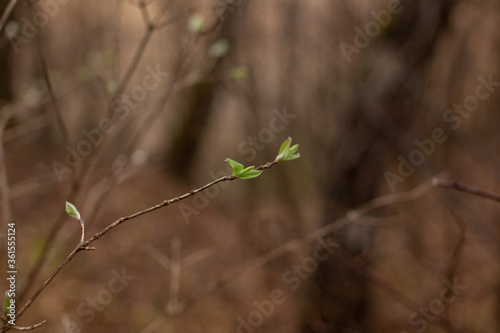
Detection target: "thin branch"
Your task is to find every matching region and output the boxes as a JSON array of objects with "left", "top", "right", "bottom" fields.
[
  {"left": 433, "top": 178, "right": 500, "bottom": 203},
  {"left": 0, "top": 107, "right": 14, "bottom": 224},
  {"left": 15, "top": 162, "right": 262, "bottom": 322},
  {"left": 78, "top": 219, "right": 85, "bottom": 244},
  {"left": 17, "top": 3, "right": 158, "bottom": 303},
  {"left": 0, "top": 0, "right": 19, "bottom": 35},
  {"left": 167, "top": 237, "right": 181, "bottom": 314},
  {"left": 138, "top": 314, "right": 167, "bottom": 333},
  {"left": 80, "top": 1, "right": 219, "bottom": 205},
  {"left": 142, "top": 244, "right": 173, "bottom": 270},
  {"left": 88, "top": 175, "right": 235, "bottom": 243},
  {"left": 9, "top": 172, "right": 438, "bottom": 331},
  {"left": 111, "top": 25, "right": 154, "bottom": 105},
  {"left": 152, "top": 0, "right": 178, "bottom": 26},
  {"left": 155, "top": 7, "right": 194, "bottom": 30},
  {"left": 34, "top": 27, "right": 72, "bottom": 151},
  {"left": 3, "top": 320, "right": 46, "bottom": 332},
  {"left": 138, "top": 0, "right": 152, "bottom": 27},
  {"left": 10, "top": 2, "right": 222, "bottom": 327}
]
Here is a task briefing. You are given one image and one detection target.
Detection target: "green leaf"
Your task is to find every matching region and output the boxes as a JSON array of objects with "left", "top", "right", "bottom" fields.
[
  {"left": 282, "top": 152, "right": 300, "bottom": 161},
  {"left": 65, "top": 201, "right": 81, "bottom": 220},
  {"left": 288, "top": 144, "right": 299, "bottom": 154},
  {"left": 276, "top": 137, "right": 300, "bottom": 162},
  {"left": 238, "top": 169, "right": 262, "bottom": 179},
  {"left": 279, "top": 137, "right": 292, "bottom": 156},
  {"left": 240, "top": 166, "right": 255, "bottom": 173},
  {"left": 225, "top": 158, "right": 244, "bottom": 175}
]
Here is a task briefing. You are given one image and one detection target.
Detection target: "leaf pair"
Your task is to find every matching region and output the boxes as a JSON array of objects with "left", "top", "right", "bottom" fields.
[
  {"left": 225, "top": 158, "right": 262, "bottom": 179},
  {"left": 275, "top": 137, "right": 300, "bottom": 162},
  {"left": 226, "top": 137, "right": 300, "bottom": 180}
]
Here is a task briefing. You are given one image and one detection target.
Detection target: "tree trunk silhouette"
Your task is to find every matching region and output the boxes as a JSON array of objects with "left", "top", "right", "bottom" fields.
[{"left": 303, "top": 2, "right": 459, "bottom": 332}]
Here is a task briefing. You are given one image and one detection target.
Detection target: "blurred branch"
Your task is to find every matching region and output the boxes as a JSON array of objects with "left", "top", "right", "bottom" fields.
[
  {"left": 0, "top": 106, "right": 13, "bottom": 224},
  {"left": 433, "top": 178, "right": 500, "bottom": 203},
  {"left": 77, "top": 17, "right": 206, "bottom": 225},
  {"left": 16, "top": 21, "right": 84, "bottom": 300},
  {"left": 2, "top": 320, "right": 46, "bottom": 332},
  {"left": 73, "top": 1, "right": 213, "bottom": 191},
  {"left": 75, "top": 33, "right": 200, "bottom": 230},
  {"left": 155, "top": 6, "right": 195, "bottom": 30},
  {"left": 173, "top": 176, "right": 471, "bottom": 333},
  {"left": 179, "top": 177, "right": 437, "bottom": 309},
  {"left": 143, "top": 239, "right": 213, "bottom": 315},
  {"left": 0, "top": 0, "right": 18, "bottom": 35},
  {"left": 3, "top": 113, "right": 51, "bottom": 144},
  {"left": 17, "top": 1, "right": 163, "bottom": 304},
  {"left": 34, "top": 27, "right": 72, "bottom": 152},
  {"left": 111, "top": 25, "right": 154, "bottom": 102},
  {"left": 329, "top": 244, "right": 469, "bottom": 333},
  {"left": 138, "top": 0, "right": 152, "bottom": 27},
  {"left": 166, "top": 238, "right": 181, "bottom": 314}
]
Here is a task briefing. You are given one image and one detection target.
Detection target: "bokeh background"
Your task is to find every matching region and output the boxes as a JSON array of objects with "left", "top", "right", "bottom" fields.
[{"left": 1, "top": 0, "right": 500, "bottom": 332}]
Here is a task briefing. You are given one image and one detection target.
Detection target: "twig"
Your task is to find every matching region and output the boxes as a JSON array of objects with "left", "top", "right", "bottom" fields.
[
  {"left": 138, "top": 314, "right": 167, "bottom": 333},
  {"left": 2, "top": 320, "right": 46, "bottom": 332},
  {"left": 78, "top": 219, "right": 85, "bottom": 244},
  {"left": 167, "top": 238, "right": 181, "bottom": 314},
  {"left": 8, "top": 2, "right": 227, "bottom": 328},
  {"left": 0, "top": 0, "right": 19, "bottom": 35},
  {"left": 78, "top": 2, "right": 218, "bottom": 214},
  {"left": 17, "top": 2, "right": 158, "bottom": 303},
  {"left": 142, "top": 240, "right": 213, "bottom": 315},
  {"left": 433, "top": 178, "right": 500, "bottom": 203},
  {"left": 155, "top": 6, "right": 195, "bottom": 30},
  {"left": 111, "top": 25, "right": 154, "bottom": 105},
  {"left": 34, "top": 26, "right": 72, "bottom": 152},
  {"left": 7, "top": 172, "right": 437, "bottom": 331},
  {"left": 14, "top": 160, "right": 277, "bottom": 323},
  {"left": 138, "top": 0, "right": 152, "bottom": 27}
]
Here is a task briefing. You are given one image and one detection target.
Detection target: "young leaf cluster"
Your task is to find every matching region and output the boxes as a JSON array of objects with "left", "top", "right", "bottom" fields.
[
  {"left": 275, "top": 137, "right": 300, "bottom": 162},
  {"left": 225, "top": 158, "right": 262, "bottom": 179},
  {"left": 225, "top": 137, "right": 300, "bottom": 179}
]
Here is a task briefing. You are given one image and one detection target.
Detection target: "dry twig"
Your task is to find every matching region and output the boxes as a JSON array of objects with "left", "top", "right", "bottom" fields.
[{"left": 433, "top": 178, "right": 500, "bottom": 203}]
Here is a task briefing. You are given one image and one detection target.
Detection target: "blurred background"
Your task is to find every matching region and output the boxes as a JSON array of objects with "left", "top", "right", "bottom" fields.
[{"left": 1, "top": 0, "right": 500, "bottom": 332}]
